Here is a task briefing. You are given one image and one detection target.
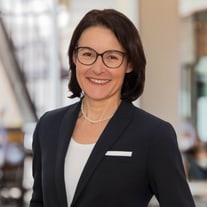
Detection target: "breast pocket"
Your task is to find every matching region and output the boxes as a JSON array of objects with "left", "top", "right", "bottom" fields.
[
  {"left": 90, "top": 151, "right": 137, "bottom": 189},
  {"left": 104, "top": 150, "right": 134, "bottom": 163}
]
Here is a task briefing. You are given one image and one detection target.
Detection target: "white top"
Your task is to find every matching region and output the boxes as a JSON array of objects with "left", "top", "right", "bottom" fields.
[{"left": 64, "top": 138, "right": 95, "bottom": 206}]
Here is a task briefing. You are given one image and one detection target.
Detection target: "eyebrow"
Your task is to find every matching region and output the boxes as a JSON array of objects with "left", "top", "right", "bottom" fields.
[{"left": 76, "top": 46, "right": 126, "bottom": 53}]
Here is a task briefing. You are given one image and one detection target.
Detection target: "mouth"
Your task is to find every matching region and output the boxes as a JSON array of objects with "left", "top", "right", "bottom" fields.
[{"left": 89, "top": 78, "right": 110, "bottom": 85}]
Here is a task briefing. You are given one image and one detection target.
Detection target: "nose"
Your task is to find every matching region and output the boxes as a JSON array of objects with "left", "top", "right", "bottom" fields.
[{"left": 92, "top": 56, "right": 105, "bottom": 75}]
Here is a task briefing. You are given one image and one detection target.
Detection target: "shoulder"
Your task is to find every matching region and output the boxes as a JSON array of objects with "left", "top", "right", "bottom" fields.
[
  {"left": 33, "top": 101, "right": 80, "bottom": 140},
  {"left": 39, "top": 101, "right": 80, "bottom": 122},
  {"left": 122, "top": 102, "right": 177, "bottom": 144},
  {"left": 124, "top": 101, "right": 174, "bottom": 130},
  {"left": 34, "top": 101, "right": 81, "bottom": 133},
  {"left": 127, "top": 103, "right": 180, "bottom": 157}
]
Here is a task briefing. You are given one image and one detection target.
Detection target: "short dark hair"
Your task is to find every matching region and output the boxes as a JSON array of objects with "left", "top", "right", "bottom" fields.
[{"left": 68, "top": 9, "right": 146, "bottom": 102}]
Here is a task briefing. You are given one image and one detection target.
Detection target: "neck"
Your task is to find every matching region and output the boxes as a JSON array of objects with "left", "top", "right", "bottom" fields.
[{"left": 80, "top": 98, "right": 120, "bottom": 124}]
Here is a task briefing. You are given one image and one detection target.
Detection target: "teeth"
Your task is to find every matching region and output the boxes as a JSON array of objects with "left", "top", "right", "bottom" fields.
[{"left": 90, "top": 78, "right": 109, "bottom": 84}]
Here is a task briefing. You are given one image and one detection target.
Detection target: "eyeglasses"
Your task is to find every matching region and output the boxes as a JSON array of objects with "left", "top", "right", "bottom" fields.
[{"left": 75, "top": 46, "right": 127, "bottom": 69}]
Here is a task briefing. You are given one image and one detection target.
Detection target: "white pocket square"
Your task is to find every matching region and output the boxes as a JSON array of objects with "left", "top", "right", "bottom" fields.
[{"left": 105, "top": 151, "right": 133, "bottom": 157}]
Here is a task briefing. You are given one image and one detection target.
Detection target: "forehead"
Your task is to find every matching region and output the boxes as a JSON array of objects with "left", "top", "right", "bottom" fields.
[{"left": 78, "top": 26, "right": 124, "bottom": 51}]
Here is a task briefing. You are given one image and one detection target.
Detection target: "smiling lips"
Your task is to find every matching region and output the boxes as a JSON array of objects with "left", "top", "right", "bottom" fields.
[{"left": 89, "top": 78, "right": 110, "bottom": 85}]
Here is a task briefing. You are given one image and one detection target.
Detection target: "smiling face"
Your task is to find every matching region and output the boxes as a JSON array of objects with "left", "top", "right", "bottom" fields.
[{"left": 73, "top": 26, "right": 132, "bottom": 103}]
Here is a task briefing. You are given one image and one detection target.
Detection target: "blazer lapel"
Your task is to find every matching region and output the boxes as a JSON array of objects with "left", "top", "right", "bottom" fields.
[
  {"left": 55, "top": 101, "right": 81, "bottom": 207},
  {"left": 71, "top": 101, "right": 134, "bottom": 206}
]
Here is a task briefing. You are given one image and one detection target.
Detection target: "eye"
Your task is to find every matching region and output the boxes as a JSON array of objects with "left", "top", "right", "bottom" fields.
[
  {"left": 79, "top": 48, "right": 95, "bottom": 58},
  {"left": 109, "top": 55, "right": 119, "bottom": 60},
  {"left": 105, "top": 52, "right": 121, "bottom": 61},
  {"left": 82, "top": 52, "right": 93, "bottom": 57}
]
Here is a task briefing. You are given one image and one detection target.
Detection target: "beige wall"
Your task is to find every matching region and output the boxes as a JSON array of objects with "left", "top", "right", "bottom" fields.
[{"left": 139, "top": 0, "right": 180, "bottom": 130}]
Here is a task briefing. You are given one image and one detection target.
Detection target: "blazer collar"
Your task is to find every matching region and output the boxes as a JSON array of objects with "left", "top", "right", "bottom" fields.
[
  {"left": 55, "top": 101, "right": 81, "bottom": 207},
  {"left": 71, "top": 101, "right": 135, "bottom": 206}
]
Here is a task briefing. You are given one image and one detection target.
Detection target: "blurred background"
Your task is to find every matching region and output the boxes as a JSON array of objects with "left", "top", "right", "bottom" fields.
[{"left": 0, "top": 0, "right": 207, "bottom": 206}]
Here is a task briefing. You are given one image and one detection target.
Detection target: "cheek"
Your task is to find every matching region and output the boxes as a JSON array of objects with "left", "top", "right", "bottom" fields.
[
  {"left": 75, "top": 66, "right": 87, "bottom": 87},
  {"left": 76, "top": 68, "right": 82, "bottom": 83},
  {"left": 113, "top": 69, "right": 127, "bottom": 82}
]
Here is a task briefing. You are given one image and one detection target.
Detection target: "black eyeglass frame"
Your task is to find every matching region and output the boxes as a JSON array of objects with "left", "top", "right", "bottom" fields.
[{"left": 74, "top": 46, "right": 127, "bottom": 69}]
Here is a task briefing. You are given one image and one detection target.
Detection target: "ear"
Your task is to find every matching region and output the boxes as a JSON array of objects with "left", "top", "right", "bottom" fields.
[
  {"left": 125, "top": 63, "right": 133, "bottom": 73},
  {"left": 73, "top": 52, "right": 77, "bottom": 65}
]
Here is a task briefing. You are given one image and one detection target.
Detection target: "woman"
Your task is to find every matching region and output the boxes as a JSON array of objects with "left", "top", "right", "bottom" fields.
[{"left": 30, "top": 9, "right": 195, "bottom": 207}]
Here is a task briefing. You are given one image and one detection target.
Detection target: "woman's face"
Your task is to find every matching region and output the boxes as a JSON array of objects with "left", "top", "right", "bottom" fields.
[{"left": 73, "top": 26, "right": 132, "bottom": 102}]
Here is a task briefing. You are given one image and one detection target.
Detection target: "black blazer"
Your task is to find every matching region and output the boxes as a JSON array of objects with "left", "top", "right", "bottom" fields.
[{"left": 30, "top": 101, "right": 195, "bottom": 207}]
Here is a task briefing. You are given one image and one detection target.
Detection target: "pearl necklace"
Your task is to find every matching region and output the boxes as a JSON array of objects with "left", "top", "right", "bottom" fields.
[{"left": 81, "top": 101, "right": 113, "bottom": 124}]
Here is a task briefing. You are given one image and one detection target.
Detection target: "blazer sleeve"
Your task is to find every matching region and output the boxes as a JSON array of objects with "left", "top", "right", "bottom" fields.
[
  {"left": 29, "top": 116, "right": 44, "bottom": 207},
  {"left": 148, "top": 122, "right": 195, "bottom": 207}
]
